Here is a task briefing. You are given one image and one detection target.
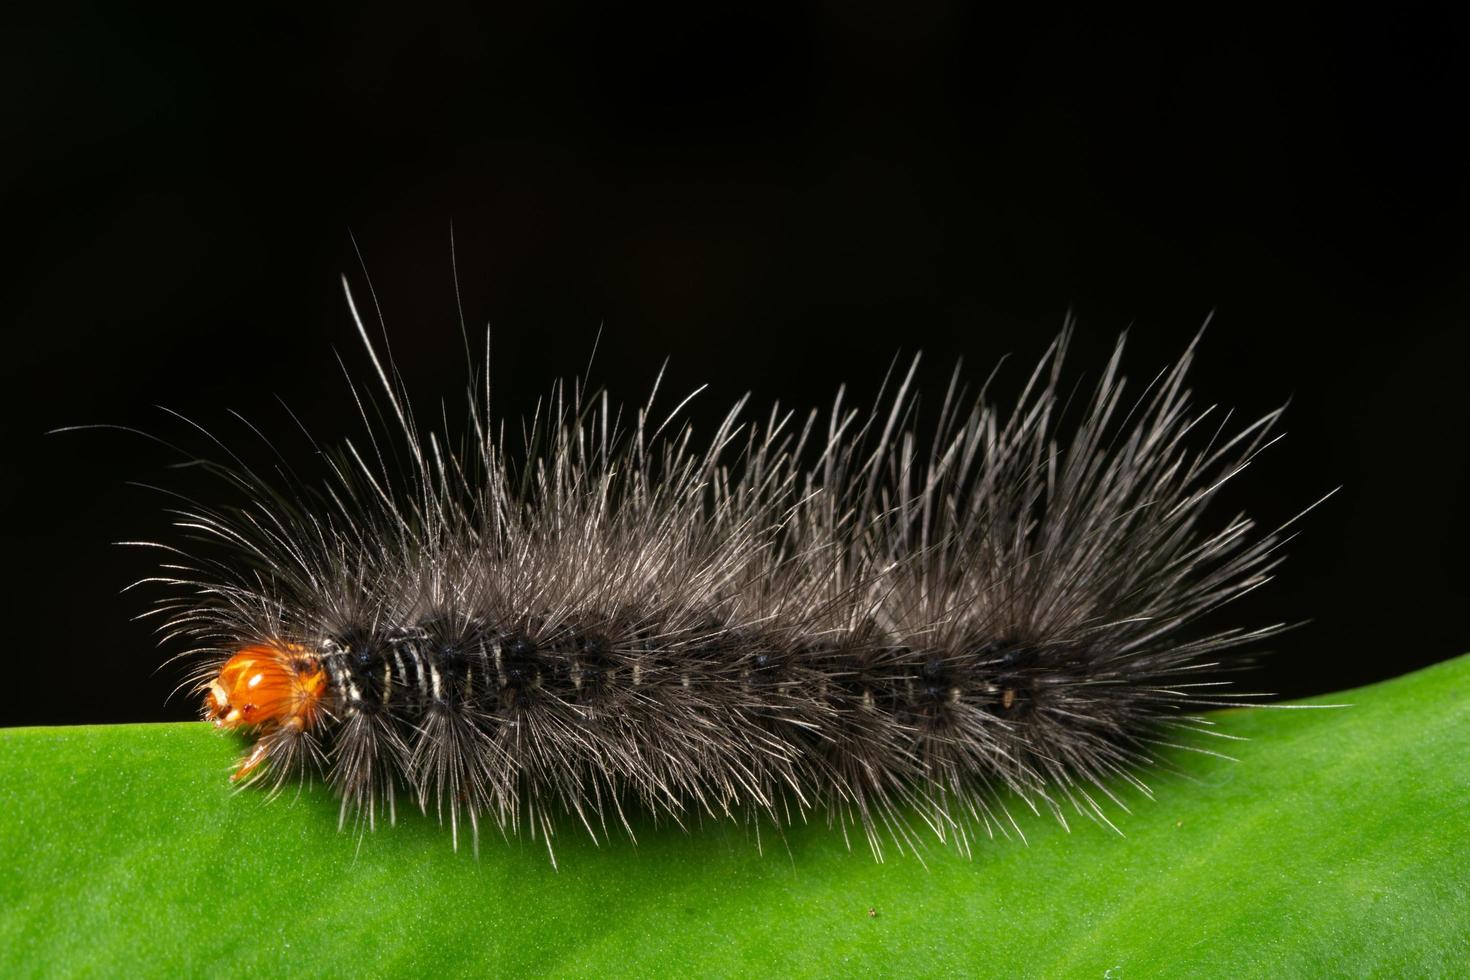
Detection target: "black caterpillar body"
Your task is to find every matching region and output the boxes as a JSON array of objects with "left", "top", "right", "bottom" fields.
[{"left": 159, "top": 282, "right": 1309, "bottom": 862}]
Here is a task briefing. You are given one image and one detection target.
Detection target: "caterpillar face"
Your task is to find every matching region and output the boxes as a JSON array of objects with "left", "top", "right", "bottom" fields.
[{"left": 205, "top": 644, "right": 329, "bottom": 780}]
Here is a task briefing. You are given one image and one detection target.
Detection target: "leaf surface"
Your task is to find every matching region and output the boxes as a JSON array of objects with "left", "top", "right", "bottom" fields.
[{"left": 2, "top": 656, "right": 1467, "bottom": 977}]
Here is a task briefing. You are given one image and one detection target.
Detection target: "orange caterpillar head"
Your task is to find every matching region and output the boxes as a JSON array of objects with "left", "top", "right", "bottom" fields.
[{"left": 204, "top": 643, "right": 328, "bottom": 780}]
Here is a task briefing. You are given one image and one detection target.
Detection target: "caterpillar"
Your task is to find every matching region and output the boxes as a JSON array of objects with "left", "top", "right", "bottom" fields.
[{"left": 144, "top": 276, "right": 1314, "bottom": 864}]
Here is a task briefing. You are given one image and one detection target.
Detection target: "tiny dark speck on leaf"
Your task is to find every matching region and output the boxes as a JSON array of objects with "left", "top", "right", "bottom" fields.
[{"left": 868, "top": 907, "right": 878, "bottom": 918}]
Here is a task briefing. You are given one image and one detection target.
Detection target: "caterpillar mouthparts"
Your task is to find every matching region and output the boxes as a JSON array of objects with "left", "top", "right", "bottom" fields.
[{"left": 160, "top": 280, "right": 1317, "bottom": 863}]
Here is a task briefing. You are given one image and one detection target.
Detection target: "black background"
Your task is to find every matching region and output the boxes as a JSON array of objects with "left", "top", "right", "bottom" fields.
[{"left": 4, "top": 3, "right": 1467, "bottom": 726}]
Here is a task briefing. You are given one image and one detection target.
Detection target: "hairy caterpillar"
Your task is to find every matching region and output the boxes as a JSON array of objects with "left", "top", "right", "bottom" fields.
[{"left": 144, "top": 278, "right": 1316, "bottom": 864}]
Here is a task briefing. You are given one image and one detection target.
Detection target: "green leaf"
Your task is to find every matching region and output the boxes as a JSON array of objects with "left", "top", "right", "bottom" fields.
[{"left": 2, "top": 655, "right": 1467, "bottom": 978}]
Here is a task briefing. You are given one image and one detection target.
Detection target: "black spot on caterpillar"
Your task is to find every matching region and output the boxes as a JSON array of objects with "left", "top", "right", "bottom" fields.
[{"left": 143, "top": 275, "right": 1324, "bottom": 864}]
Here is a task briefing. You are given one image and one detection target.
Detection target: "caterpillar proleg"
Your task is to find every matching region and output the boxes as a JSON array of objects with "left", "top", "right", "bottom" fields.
[{"left": 153, "top": 278, "right": 1314, "bottom": 863}]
